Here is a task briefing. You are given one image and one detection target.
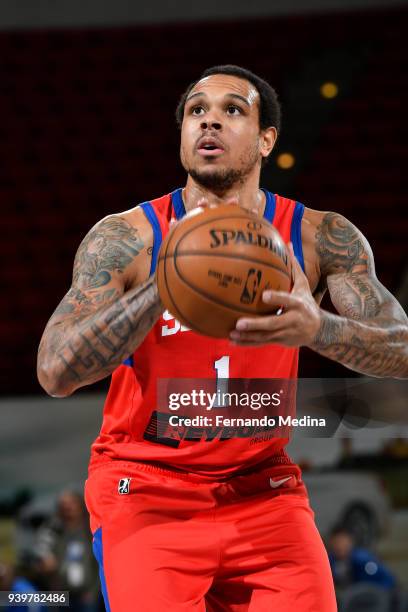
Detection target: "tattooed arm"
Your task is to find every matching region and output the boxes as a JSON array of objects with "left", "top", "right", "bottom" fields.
[
  {"left": 309, "top": 212, "right": 408, "bottom": 377},
  {"left": 37, "top": 210, "right": 163, "bottom": 397},
  {"left": 231, "top": 209, "right": 407, "bottom": 378}
]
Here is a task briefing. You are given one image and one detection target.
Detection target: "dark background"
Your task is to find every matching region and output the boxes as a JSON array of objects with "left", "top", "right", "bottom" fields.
[{"left": 1, "top": 3, "right": 407, "bottom": 394}]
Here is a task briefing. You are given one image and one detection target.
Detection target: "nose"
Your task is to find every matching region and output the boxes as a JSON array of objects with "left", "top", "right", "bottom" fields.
[{"left": 200, "top": 118, "right": 222, "bottom": 130}]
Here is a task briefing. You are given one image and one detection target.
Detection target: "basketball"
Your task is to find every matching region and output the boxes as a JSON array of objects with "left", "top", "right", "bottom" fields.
[{"left": 156, "top": 205, "right": 292, "bottom": 337}]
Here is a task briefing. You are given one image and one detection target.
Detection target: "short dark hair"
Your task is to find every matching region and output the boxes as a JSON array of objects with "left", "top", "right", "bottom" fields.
[
  {"left": 330, "top": 525, "right": 354, "bottom": 539},
  {"left": 175, "top": 64, "right": 281, "bottom": 134}
]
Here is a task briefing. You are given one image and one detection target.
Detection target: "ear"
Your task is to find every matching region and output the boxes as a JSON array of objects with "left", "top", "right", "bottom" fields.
[{"left": 260, "top": 126, "right": 277, "bottom": 160}]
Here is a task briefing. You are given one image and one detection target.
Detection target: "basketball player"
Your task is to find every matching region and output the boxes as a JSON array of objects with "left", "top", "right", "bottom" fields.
[{"left": 37, "top": 65, "right": 408, "bottom": 611}]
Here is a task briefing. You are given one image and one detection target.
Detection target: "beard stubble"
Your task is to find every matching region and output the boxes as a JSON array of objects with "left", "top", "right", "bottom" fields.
[{"left": 182, "top": 138, "right": 261, "bottom": 194}]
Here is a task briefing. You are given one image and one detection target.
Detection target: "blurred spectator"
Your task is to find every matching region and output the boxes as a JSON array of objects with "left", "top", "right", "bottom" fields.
[
  {"left": 0, "top": 561, "right": 47, "bottom": 612},
  {"left": 34, "top": 490, "right": 99, "bottom": 612},
  {"left": 382, "top": 438, "right": 408, "bottom": 459},
  {"left": 328, "top": 526, "right": 396, "bottom": 591}
]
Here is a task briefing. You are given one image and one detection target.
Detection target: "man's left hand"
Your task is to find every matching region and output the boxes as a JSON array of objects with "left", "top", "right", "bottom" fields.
[{"left": 230, "top": 244, "right": 322, "bottom": 347}]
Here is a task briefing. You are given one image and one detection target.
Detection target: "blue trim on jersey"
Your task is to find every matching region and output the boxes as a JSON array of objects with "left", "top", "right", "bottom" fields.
[
  {"left": 140, "top": 201, "right": 163, "bottom": 276},
  {"left": 290, "top": 201, "right": 305, "bottom": 272},
  {"left": 122, "top": 356, "right": 134, "bottom": 367},
  {"left": 172, "top": 187, "right": 275, "bottom": 221},
  {"left": 92, "top": 528, "right": 111, "bottom": 612},
  {"left": 262, "top": 189, "right": 276, "bottom": 223},
  {"left": 171, "top": 188, "right": 186, "bottom": 219}
]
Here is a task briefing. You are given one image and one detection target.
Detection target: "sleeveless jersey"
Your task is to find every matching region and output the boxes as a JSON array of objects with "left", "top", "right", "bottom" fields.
[{"left": 89, "top": 188, "right": 305, "bottom": 478}]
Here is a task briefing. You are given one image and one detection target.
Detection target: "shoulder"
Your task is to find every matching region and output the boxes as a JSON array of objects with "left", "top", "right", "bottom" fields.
[
  {"left": 92, "top": 204, "right": 152, "bottom": 238},
  {"left": 74, "top": 191, "right": 174, "bottom": 289},
  {"left": 352, "top": 547, "right": 376, "bottom": 564},
  {"left": 73, "top": 205, "right": 156, "bottom": 290},
  {"left": 107, "top": 190, "right": 173, "bottom": 238}
]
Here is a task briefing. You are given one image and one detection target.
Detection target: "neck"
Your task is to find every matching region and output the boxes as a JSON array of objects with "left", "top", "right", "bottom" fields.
[{"left": 183, "top": 174, "right": 266, "bottom": 217}]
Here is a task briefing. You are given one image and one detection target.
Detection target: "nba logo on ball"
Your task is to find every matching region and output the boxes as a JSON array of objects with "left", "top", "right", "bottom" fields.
[
  {"left": 240, "top": 268, "right": 262, "bottom": 304},
  {"left": 118, "top": 478, "right": 131, "bottom": 495}
]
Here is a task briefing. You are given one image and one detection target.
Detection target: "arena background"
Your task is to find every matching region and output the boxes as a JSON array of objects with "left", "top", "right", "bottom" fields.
[{"left": 0, "top": 0, "right": 407, "bottom": 610}]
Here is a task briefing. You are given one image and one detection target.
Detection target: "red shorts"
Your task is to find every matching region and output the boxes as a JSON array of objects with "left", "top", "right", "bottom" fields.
[{"left": 84, "top": 460, "right": 336, "bottom": 611}]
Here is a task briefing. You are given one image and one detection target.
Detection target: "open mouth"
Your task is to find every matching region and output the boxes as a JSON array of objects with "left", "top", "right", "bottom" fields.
[{"left": 197, "top": 139, "right": 225, "bottom": 156}]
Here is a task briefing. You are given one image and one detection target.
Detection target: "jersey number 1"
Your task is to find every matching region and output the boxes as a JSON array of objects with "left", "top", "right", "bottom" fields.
[{"left": 214, "top": 356, "right": 230, "bottom": 407}]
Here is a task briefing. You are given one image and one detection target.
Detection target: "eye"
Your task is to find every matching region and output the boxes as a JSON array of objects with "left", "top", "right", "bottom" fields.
[
  {"left": 226, "top": 105, "right": 242, "bottom": 115},
  {"left": 191, "top": 105, "right": 205, "bottom": 116}
]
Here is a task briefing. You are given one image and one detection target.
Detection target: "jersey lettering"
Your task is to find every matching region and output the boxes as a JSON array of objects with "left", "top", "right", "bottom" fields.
[{"left": 161, "top": 310, "right": 190, "bottom": 336}]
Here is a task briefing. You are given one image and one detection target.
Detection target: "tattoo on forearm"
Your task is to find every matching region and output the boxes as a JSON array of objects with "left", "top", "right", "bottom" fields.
[
  {"left": 312, "top": 313, "right": 408, "bottom": 377},
  {"left": 316, "top": 213, "right": 368, "bottom": 275},
  {"left": 73, "top": 216, "right": 144, "bottom": 289},
  {"left": 314, "top": 313, "right": 345, "bottom": 346},
  {"left": 41, "top": 279, "right": 162, "bottom": 393}
]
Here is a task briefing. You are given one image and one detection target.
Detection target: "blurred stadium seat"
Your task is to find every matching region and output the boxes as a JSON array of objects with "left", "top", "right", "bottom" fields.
[{"left": 338, "top": 583, "right": 392, "bottom": 612}]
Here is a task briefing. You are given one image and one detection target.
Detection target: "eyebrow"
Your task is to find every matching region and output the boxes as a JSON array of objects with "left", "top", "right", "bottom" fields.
[{"left": 186, "top": 92, "right": 251, "bottom": 107}]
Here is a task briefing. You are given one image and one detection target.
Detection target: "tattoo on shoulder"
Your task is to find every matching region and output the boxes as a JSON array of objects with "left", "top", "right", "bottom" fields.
[
  {"left": 73, "top": 216, "right": 144, "bottom": 289},
  {"left": 316, "top": 213, "right": 369, "bottom": 275}
]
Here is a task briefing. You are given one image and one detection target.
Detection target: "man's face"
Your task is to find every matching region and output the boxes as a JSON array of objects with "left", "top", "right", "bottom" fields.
[
  {"left": 58, "top": 492, "right": 82, "bottom": 523},
  {"left": 180, "top": 74, "right": 275, "bottom": 192},
  {"left": 330, "top": 532, "right": 353, "bottom": 560}
]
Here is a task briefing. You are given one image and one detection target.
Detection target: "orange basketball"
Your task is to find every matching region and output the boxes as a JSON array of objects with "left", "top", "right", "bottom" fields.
[{"left": 156, "top": 205, "right": 291, "bottom": 338}]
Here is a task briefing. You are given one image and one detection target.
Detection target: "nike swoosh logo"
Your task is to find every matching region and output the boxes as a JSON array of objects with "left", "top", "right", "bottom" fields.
[{"left": 269, "top": 476, "right": 292, "bottom": 489}]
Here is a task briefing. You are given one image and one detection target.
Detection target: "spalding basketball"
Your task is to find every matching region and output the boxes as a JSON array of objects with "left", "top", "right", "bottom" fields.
[{"left": 156, "top": 205, "right": 291, "bottom": 338}]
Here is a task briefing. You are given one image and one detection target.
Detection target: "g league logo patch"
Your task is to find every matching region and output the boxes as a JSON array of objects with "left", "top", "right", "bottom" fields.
[{"left": 118, "top": 478, "right": 131, "bottom": 495}]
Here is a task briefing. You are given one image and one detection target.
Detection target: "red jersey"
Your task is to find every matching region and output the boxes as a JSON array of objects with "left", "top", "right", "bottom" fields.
[{"left": 89, "top": 188, "right": 305, "bottom": 478}]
